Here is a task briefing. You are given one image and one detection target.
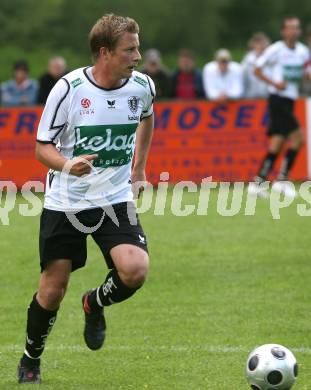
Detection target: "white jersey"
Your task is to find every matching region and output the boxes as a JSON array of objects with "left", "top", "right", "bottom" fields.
[
  {"left": 241, "top": 51, "right": 269, "bottom": 98},
  {"left": 202, "top": 61, "right": 244, "bottom": 100},
  {"left": 37, "top": 67, "right": 155, "bottom": 211},
  {"left": 255, "top": 40, "right": 309, "bottom": 100}
]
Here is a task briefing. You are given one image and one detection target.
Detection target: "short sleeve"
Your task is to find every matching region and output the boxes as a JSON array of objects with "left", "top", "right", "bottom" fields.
[
  {"left": 141, "top": 75, "right": 156, "bottom": 119},
  {"left": 37, "top": 78, "right": 70, "bottom": 144},
  {"left": 255, "top": 43, "right": 279, "bottom": 69}
]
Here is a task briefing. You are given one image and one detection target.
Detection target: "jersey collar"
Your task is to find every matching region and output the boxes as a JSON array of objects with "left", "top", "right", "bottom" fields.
[{"left": 83, "top": 67, "right": 129, "bottom": 91}]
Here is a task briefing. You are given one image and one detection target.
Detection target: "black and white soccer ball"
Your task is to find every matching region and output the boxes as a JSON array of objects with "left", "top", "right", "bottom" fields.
[{"left": 245, "top": 344, "right": 298, "bottom": 389}]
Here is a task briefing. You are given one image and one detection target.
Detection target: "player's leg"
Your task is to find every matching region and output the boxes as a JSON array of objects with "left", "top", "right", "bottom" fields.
[
  {"left": 256, "top": 134, "right": 285, "bottom": 182},
  {"left": 82, "top": 244, "right": 148, "bottom": 350},
  {"left": 273, "top": 96, "right": 302, "bottom": 196},
  {"left": 82, "top": 202, "right": 149, "bottom": 350},
  {"left": 91, "top": 243, "right": 149, "bottom": 304},
  {"left": 249, "top": 135, "right": 285, "bottom": 198},
  {"left": 18, "top": 208, "right": 87, "bottom": 383},
  {"left": 18, "top": 259, "right": 71, "bottom": 384},
  {"left": 249, "top": 94, "right": 286, "bottom": 198},
  {"left": 272, "top": 129, "right": 303, "bottom": 197},
  {"left": 277, "top": 129, "right": 303, "bottom": 181}
]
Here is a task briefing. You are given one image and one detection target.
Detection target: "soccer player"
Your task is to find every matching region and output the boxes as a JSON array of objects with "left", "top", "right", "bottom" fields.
[
  {"left": 249, "top": 16, "right": 310, "bottom": 198},
  {"left": 17, "top": 14, "right": 155, "bottom": 384}
]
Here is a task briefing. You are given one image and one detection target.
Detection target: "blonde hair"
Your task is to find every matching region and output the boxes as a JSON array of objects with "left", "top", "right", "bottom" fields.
[{"left": 89, "top": 13, "right": 139, "bottom": 60}]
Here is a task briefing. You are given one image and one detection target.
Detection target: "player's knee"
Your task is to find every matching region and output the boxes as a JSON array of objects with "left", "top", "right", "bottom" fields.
[
  {"left": 296, "top": 133, "right": 304, "bottom": 148},
  {"left": 121, "top": 253, "right": 149, "bottom": 288},
  {"left": 37, "top": 284, "right": 67, "bottom": 310},
  {"left": 291, "top": 130, "right": 304, "bottom": 149}
]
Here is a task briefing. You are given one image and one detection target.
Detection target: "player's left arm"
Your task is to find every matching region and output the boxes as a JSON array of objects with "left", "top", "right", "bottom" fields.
[
  {"left": 131, "top": 114, "right": 154, "bottom": 196},
  {"left": 303, "top": 61, "right": 311, "bottom": 80}
]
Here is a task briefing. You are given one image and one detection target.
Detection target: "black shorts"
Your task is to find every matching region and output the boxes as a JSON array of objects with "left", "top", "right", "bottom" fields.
[
  {"left": 39, "top": 202, "right": 148, "bottom": 272},
  {"left": 267, "top": 94, "right": 299, "bottom": 137}
]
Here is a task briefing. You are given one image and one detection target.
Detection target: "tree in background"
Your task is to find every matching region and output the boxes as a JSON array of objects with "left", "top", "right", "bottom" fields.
[{"left": 0, "top": 0, "right": 310, "bottom": 80}]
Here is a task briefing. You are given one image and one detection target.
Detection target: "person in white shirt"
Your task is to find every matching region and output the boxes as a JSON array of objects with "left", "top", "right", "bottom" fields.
[
  {"left": 242, "top": 32, "right": 270, "bottom": 98},
  {"left": 249, "top": 16, "right": 310, "bottom": 198},
  {"left": 202, "top": 49, "right": 243, "bottom": 102},
  {"left": 17, "top": 13, "right": 155, "bottom": 384}
]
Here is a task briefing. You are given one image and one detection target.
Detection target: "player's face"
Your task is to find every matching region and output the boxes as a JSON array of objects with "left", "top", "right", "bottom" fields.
[
  {"left": 281, "top": 19, "right": 301, "bottom": 42},
  {"left": 108, "top": 32, "right": 141, "bottom": 79}
]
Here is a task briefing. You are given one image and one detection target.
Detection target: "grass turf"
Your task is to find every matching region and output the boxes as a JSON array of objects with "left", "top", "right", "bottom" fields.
[{"left": 0, "top": 188, "right": 311, "bottom": 389}]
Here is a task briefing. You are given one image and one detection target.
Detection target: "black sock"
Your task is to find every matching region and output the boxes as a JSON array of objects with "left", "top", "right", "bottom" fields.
[
  {"left": 277, "top": 148, "right": 299, "bottom": 181},
  {"left": 21, "top": 294, "right": 58, "bottom": 367},
  {"left": 257, "top": 152, "right": 278, "bottom": 181},
  {"left": 88, "top": 269, "right": 140, "bottom": 309}
]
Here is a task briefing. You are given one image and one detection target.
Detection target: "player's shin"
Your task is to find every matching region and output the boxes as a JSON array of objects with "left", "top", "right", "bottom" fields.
[
  {"left": 21, "top": 294, "right": 58, "bottom": 367},
  {"left": 88, "top": 269, "right": 141, "bottom": 309},
  {"left": 256, "top": 151, "right": 278, "bottom": 182},
  {"left": 277, "top": 148, "right": 299, "bottom": 180}
]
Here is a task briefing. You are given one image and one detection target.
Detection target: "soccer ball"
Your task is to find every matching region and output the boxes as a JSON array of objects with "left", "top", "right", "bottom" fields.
[{"left": 245, "top": 344, "right": 298, "bottom": 389}]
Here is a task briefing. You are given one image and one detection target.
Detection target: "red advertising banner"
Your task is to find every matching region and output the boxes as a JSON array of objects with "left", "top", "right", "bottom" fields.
[
  {"left": 147, "top": 99, "right": 308, "bottom": 183},
  {"left": 0, "top": 100, "right": 308, "bottom": 188},
  {"left": 0, "top": 107, "right": 47, "bottom": 187}
]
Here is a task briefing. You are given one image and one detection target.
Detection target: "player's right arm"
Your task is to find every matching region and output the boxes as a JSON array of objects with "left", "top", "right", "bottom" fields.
[
  {"left": 35, "top": 143, "right": 97, "bottom": 176},
  {"left": 36, "top": 78, "right": 97, "bottom": 177}
]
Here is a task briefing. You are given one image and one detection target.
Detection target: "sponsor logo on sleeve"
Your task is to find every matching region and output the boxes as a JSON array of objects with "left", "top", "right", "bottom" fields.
[
  {"left": 133, "top": 75, "right": 148, "bottom": 87},
  {"left": 71, "top": 78, "right": 84, "bottom": 88}
]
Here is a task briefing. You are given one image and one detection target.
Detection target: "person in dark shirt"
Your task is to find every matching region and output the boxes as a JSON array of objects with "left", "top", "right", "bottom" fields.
[
  {"left": 37, "top": 57, "right": 67, "bottom": 104},
  {"left": 141, "top": 49, "right": 170, "bottom": 99},
  {"left": 171, "top": 49, "right": 204, "bottom": 99}
]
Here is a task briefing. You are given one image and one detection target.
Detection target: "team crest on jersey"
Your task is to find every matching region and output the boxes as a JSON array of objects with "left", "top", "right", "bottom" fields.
[{"left": 128, "top": 96, "right": 139, "bottom": 114}]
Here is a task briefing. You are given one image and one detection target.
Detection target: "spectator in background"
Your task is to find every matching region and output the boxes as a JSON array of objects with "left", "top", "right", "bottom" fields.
[
  {"left": 170, "top": 49, "right": 204, "bottom": 99},
  {"left": 38, "top": 56, "right": 67, "bottom": 104},
  {"left": 242, "top": 32, "right": 270, "bottom": 98},
  {"left": 300, "top": 24, "right": 311, "bottom": 96},
  {"left": 141, "top": 49, "right": 170, "bottom": 99},
  {"left": 202, "top": 49, "right": 243, "bottom": 102},
  {"left": 1, "top": 60, "right": 38, "bottom": 106}
]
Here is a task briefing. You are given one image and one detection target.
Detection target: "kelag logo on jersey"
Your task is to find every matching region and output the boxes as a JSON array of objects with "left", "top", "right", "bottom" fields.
[
  {"left": 73, "top": 124, "right": 138, "bottom": 168},
  {"left": 283, "top": 65, "right": 303, "bottom": 83}
]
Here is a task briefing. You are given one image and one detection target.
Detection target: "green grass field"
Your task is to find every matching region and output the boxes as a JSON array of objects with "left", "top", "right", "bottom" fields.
[{"left": 1, "top": 188, "right": 311, "bottom": 389}]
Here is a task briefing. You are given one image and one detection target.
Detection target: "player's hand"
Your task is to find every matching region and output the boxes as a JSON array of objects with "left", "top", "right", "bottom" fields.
[
  {"left": 131, "top": 169, "right": 146, "bottom": 199},
  {"left": 273, "top": 81, "right": 287, "bottom": 90},
  {"left": 68, "top": 154, "right": 98, "bottom": 176}
]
